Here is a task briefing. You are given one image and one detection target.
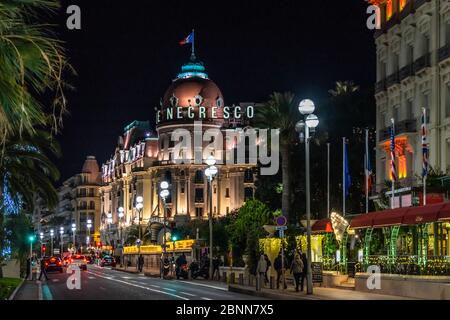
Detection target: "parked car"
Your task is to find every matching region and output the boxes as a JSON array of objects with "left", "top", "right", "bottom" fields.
[
  {"left": 69, "top": 254, "right": 88, "bottom": 271},
  {"left": 43, "top": 256, "right": 63, "bottom": 273},
  {"left": 100, "top": 256, "right": 116, "bottom": 267}
]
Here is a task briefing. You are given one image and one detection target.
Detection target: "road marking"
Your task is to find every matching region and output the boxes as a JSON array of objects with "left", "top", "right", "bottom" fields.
[
  {"left": 163, "top": 288, "right": 176, "bottom": 292},
  {"left": 122, "top": 276, "right": 131, "bottom": 279},
  {"left": 86, "top": 271, "right": 189, "bottom": 300},
  {"left": 150, "top": 284, "right": 160, "bottom": 288},
  {"left": 175, "top": 280, "right": 227, "bottom": 291},
  {"left": 180, "top": 291, "right": 196, "bottom": 297},
  {"left": 88, "top": 276, "right": 96, "bottom": 279},
  {"left": 52, "top": 279, "right": 59, "bottom": 282},
  {"left": 201, "top": 297, "right": 212, "bottom": 300},
  {"left": 42, "top": 284, "right": 53, "bottom": 300}
]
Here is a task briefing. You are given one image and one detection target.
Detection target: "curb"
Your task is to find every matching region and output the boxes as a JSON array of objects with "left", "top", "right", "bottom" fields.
[
  {"left": 228, "top": 285, "right": 319, "bottom": 300},
  {"left": 112, "top": 268, "right": 140, "bottom": 274},
  {"left": 8, "top": 278, "right": 24, "bottom": 301}
]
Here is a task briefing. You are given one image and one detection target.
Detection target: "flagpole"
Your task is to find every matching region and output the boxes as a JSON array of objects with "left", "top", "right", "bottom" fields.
[
  {"left": 391, "top": 118, "right": 395, "bottom": 209},
  {"left": 327, "top": 142, "right": 330, "bottom": 218},
  {"left": 365, "top": 128, "right": 369, "bottom": 214},
  {"left": 191, "top": 28, "right": 195, "bottom": 59},
  {"left": 343, "top": 137, "right": 345, "bottom": 217}
]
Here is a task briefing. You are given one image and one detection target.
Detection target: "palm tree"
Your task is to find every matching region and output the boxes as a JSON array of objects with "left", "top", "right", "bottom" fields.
[
  {"left": 254, "top": 92, "right": 300, "bottom": 222},
  {"left": 0, "top": 0, "right": 71, "bottom": 143},
  {"left": 328, "top": 81, "right": 359, "bottom": 97}
]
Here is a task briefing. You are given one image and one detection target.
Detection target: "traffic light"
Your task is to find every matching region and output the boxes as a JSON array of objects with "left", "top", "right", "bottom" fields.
[{"left": 42, "top": 244, "right": 46, "bottom": 253}]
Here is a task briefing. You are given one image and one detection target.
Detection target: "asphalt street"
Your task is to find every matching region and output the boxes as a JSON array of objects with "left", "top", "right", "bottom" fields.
[{"left": 39, "top": 265, "right": 265, "bottom": 300}]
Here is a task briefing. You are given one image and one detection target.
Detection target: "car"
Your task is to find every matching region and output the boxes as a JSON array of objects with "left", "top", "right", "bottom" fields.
[
  {"left": 69, "top": 254, "right": 88, "bottom": 271},
  {"left": 100, "top": 256, "right": 116, "bottom": 267},
  {"left": 43, "top": 256, "right": 63, "bottom": 273},
  {"left": 85, "top": 256, "right": 94, "bottom": 264},
  {"left": 62, "top": 256, "right": 71, "bottom": 267}
]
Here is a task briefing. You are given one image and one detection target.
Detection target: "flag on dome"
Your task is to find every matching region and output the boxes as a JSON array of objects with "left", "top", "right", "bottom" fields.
[{"left": 179, "top": 31, "right": 194, "bottom": 45}]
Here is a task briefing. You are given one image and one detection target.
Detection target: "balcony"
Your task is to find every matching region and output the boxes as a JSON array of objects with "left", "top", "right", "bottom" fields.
[
  {"left": 375, "top": 80, "right": 386, "bottom": 94},
  {"left": 399, "top": 64, "right": 413, "bottom": 81},
  {"left": 194, "top": 198, "right": 204, "bottom": 203},
  {"left": 413, "top": 53, "right": 430, "bottom": 73},
  {"left": 386, "top": 72, "right": 399, "bottom": 88},
  {"left": 378, "top": 119, "right": 417, "bottom": 141},
  {"left": 438, "top": 43, "right": 450, "bottom": 63},
  {"left": 414, "top": 0, "right": 430, "bottom": 10}
]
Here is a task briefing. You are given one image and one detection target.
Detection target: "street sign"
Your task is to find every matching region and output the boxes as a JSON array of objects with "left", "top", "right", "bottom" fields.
[
  {"left": 279, "top": 229, "right": 284, "bottom": 238},
  {"left": 276, "top": 215, "right": 287, "bottom": 227},
  {"left": 53, "top": 248, "right": 60, "bottom": 254},
  {"left": 276, "top": 226, "right": 287, "bottom": 231}
]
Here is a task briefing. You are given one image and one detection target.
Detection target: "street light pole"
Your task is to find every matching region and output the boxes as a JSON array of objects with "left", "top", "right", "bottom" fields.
[
  {"left": 71, "top": 223, "right": 76, "bottom": 254},
  {"left": 118, "top": 207, "right": 124, "bottom": 266},
  {"left": 50, "top": 229, "right": 54, "bottom": 256},
  {"left": 87, "top": 219, "right": 92, "bottom": 248},
  {"left": 59, "top": 227, "right": 64, "bottom": 257},
  {"left": 159, "top": 181, "right": 170, "bottom": 279},
  {"left": 39, "top": 232, "right": 44, "bottom": 257},
  {"left": 205, "top": 155, "right": 218, "bottom": 280},
  {"left": 296, "top": 99, "right": 319, "bottom": 296},
  {"left": 135, "top": 196, "right": 144, "bottom": 261}
]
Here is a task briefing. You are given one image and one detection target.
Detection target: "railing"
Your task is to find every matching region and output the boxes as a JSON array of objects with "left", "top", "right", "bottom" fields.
[
  {"left": 375, "top": 79, "right": 386, "bottom": 94},
  {"left": 399, "top": 64, "right": 413, "bottom": 81},
  {"left": 356, "top": 255, "right": 450, "bottom": 276},
  {"left": 386, "top": 72, "right": 399, "bottom": 88},
  {"left": 413, "top": 53, "right": 431, "bottom": 73},
  {"left": 438, "top": 42, "right": 450, "bottom": 62}
]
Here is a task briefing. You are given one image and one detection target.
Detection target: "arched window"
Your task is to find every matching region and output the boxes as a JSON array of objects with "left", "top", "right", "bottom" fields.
[
  {"left": 194, "top": 170, "right": 204, "bottom": 184},
  {"left": 244, "top": 169, "right": 254, "bottom": 183}
]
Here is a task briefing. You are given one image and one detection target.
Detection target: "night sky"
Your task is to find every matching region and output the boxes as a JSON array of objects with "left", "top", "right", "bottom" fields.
[{"left": 55, "top": 0, "right": 375, "bottom": 181}]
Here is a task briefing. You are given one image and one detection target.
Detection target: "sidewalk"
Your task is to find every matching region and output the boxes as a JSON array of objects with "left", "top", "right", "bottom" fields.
[
  {"left": 229, "top": 284, "right": 416, "bottom": 300},
  {"left": 12, "top": 280, "right": 40, "bottom": 300}
]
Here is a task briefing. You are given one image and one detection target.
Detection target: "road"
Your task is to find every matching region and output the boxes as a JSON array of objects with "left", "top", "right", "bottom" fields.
[{"left": 39, "top": 264, "right": 264, "bottom": 300}]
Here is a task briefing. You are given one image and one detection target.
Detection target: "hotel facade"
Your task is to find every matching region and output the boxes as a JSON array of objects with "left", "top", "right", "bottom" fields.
[
  {"left": 99, "top": 56, "right": 257, "bottom": 246},
  {"left": 374, "top": 0, "right": 450, "bottom": 203}
]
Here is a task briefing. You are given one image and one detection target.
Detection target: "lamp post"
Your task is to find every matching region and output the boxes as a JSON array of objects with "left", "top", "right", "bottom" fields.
[
  {"left": 205, "top": 155, "right": 218, "bottom": 280},
  {"left": 118, "top": 207, "right": 124, "bottom": 266},
  {"left": 295, "top": 98, "right": 319, "bottom": 295},
  {"left": 87, "top": 219, "right": 92, "bottom": 247},
  {"left": 135, "top": 196, "right": 144, "bottom": 261},
  {"left": 71, "top": 223, "right": 76, "bottom": 254},
  {"left": 59, "top": 227, "right": 64, "bottom": 257},
  {"left": 50, "top": 229, "right": 54, "bottom": 256},
  {"left": 28, "top": 235, "right": 35, "bottom": 280},
  {"left": 106, "top": 213, "right": 113, "bottom": 254},
  {"left": 159, "top": 181, "right": 170, "bottom": 279},
  {"left": 39, "top": 232, "right": 44, "bottom": 257}
]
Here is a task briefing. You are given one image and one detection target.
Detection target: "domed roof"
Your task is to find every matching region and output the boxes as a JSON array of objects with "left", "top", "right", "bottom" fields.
[
  {"left": 81, "top": 156, "right": 99, "bottom": 174},
  {"left": 158, "top": 58, "right": 224, "bottom": 126}
]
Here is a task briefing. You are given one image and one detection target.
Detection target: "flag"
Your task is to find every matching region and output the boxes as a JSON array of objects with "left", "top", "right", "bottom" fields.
[
  {"left": 390, "top": 119, "right": 397, "bottom": 182},
  {"left": 364, "top": 130, "right": 374, "bottom": 194},
  {"left": 179, "top": 31, "right": 194, "bottom": 45},
  {"left": 344, "top": 140, "right": 351, "bottom": 197},
  {"left": 421, "top": 108, "right": 429, "bottom": 177}
]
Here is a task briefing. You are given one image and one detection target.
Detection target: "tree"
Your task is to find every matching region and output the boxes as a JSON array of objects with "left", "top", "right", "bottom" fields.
[
  {"left": 0, "top": 0, "right": 71, "bottom": 143},
  {"left": 253, "top": 92, "right": 300, "bottom": 222},
  {"left": 226, "top": 199, "right": 273, "bottom": 269}
]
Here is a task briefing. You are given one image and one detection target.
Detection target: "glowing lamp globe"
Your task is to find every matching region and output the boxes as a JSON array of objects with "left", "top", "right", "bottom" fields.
[
  {"left": 160, "top": 189, "right": 170, "bottom": 198},
  {"left": 160, "top": 181, "right": 169, "bottom": 190},
  {"left": 205, "top": 155, "right": 216, "bottom": 166},
  {"left": 305, "top": 114, "right": 319, "bottom": 128},
  {"left": 136, "top": 196, "right": 144, "bottom": 204},
  {"left": 299, "top": 99, "right": 315, "bottom": 115}
]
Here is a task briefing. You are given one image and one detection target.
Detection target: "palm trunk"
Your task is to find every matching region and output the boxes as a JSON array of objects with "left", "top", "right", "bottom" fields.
[{"left": 280, "top": 144, "right": 291, "bottom": 221}]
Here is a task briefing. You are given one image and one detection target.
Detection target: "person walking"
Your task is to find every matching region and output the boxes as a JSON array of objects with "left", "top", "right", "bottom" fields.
[
  {"left": 38, "top": 257, "right": 49, "bottom": 281},
  {"left": 264, "top": 254, "right": 271, "bottom": 285},
  {"left": 212, "top": 256, "right": 221, "bottom": 281},
  {"left": 300, "top": 252, "right": 308, "bottom": 292},
  {"left": 256, "top": 254, "right": 267, "bottom": 290},
  {"left": 290, "top": 254, "right": 304, "bottom": 292},
  {"left": 137, "top": 254, "right": 144, "bottom": 273},
  {"left": 274, "top": 253, "right": 287, "bottom": 289}
]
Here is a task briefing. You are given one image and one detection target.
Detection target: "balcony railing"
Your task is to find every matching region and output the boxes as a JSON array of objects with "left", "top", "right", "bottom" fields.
[
  {"left": 413, "top": 53, "right": 430, "bottom": 73},
  {"left": 386, "top": 72, "right": 399, "bottom": 88},
  {"left": 399, "top": 64, "right": 413, "bottom": 81},
  {"left": 438, "top": 43, "right": 450, "bottom": 62},
  {"left": 375, "top": 79, "right": 386, "bottom": 94},
  {"left": 379, "top": 119, "right": 417, "bottom": 141}
]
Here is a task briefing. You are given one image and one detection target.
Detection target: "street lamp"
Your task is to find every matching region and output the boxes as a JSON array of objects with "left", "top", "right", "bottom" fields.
[
  {"left": 106, "top": 212, "right": 113, "bottom": 251},
  {"left": 28, "top": 235, "right": 35, "bottom": 280},
  {"left": 118, "top": 207, "right": 124, "bottom": 266},
  {"left": 59, "top": 227, "right": 64, "bottom": 256},
  {"left": 87, "top": 219, "right": 92, "bottom": 247},
  {"left": 296, "top": 98, "right": 319, "bottom": 295},
  {"left": 159, "top": 181, "right": 170, "bottom": 279},
  {"left": 135, "top": 196, "right": 144, "bottom": 262},
  {"left": 205, "top": 155, "right": 218, "bottom": 280},
  {"left": 50, "top": 229, "right": 54, "bottom": 256},
  {"left": 71, "top": 223, "right": 77, "bottom": 254}
]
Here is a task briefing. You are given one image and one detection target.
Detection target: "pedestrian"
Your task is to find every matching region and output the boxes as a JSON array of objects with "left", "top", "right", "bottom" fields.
[
  {"left": 290, "top": 254, "right": 304, "bottom": 292},
  {"left": 264, "top": 254, "right": 271, "bottom": 285},
  {"left": 137, "top": 254, "right": 144, "bottom": 272},
  {"left": 300, "top": 252, "right": 308, "bottom": 292},
  {"left": 256, "top": 254, "right": 267, "bottom": 289},
  {"left": 212, "top": 256, "right": 221, "bottom": 280},
  {"left": 38, "top": 257, "right": 49, "bottom": 281},
  {"left": 274, "top": 253, "right": 287, "bottom": 289},
  {"left": 25, "top": 256, "right": 31, "bottom": 280}
]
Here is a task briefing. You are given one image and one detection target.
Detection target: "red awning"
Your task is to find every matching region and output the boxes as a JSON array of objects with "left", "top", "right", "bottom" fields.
[
  {"left": 403, "top": 203, "right": 444, "bottom": 225},
  {"left": 349, "top": 211, "right": 380, "bottom": 229},
  {"left": 311, "top": 219, "right": 333, "bottom": 233},
  {"left": 438, "top": 202, "right": 450, "bottom": 221},
  {"left": 372, "top": 207, "right": 410, "bottom": 227}
]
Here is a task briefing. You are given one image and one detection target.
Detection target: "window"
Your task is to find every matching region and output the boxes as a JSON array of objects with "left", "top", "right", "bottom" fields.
[
  {"left": 181, "top": 186, "right": 185, "bottom": 194},
  {"left": 195, "top": 188, "right": 204, "bottom": 203},
  {"left": 424, "top": 92, "right": 431, "bottom": 123},
  {"left": 214, "top": 186, "right": 217, "bottom": 194},
  {"left": 406, "top": 100, "right": 413, "bottom": 119},
  {"left": 89, "top": 201, "right": 95, "bottom": 210},
  {"left": 225, "top": 188, "right": 230, "bottom": 198},
  {"left": 89, "top": 188, "right": 94, "bottom": 197},
  {"left": 424, "top": 35, "right": 430, "bottom": 55},
  {"left": 446, "top": 21, "right": 450, "bottom": 45},
  {"left": 393, "top": 106, "right": 400, "bottom": 122},
  {"left": 244, "top": 169, "right": 254, "bottom": 182},
  {"left": 214, "top": 206, "right": 217, "bottom": 214},
  {"left": 407, "top": 44, "right": 414, "bottom": 65},
  {"left": 194, "top": 170, "right": 204, "bottom": 184},
  {"left": 386, "top": 0, "right": 393, "bottom": 20},
  {"left": 400, "top": 0, "right": 407, "bottom": 11},
  {"left": 195, "top": 207, "right": 203, "bottom": 218},
  {"left": 244, "top": 188, "right": 254, "bottom": 201}
]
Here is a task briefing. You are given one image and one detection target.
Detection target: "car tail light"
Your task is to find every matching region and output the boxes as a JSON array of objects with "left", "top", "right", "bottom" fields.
[
  {"left": 45, "top": 262, "right": 48, "bottom": 266},
  {"left": 84, "top": 259, "right": 87, "bottom": 263}
]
